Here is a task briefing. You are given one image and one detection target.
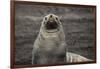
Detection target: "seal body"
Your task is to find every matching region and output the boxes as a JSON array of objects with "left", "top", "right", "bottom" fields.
[
  {"left": 32, "top": 14, "right": 66, "bottom": 64},
  {"left": 32, "top": 14, "right": 92, "bottom": 64}
]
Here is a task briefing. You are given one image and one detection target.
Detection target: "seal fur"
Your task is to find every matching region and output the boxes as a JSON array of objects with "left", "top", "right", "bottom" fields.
[{"left": 32, "top": 14, "right": 92, "bottom": 64}]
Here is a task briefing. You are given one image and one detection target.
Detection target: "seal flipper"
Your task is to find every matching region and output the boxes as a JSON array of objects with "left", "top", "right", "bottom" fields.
[{"left": 66, "top": 52, "right": 93, "bottom": 63}]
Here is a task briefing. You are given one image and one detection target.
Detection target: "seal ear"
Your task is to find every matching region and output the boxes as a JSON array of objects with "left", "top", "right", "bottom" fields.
[
  {"left": 58, "top": 16, "right": 62, "bottom": 24},
  {"left": 55, "top": 17, "right": 58, "bottom": 20}
]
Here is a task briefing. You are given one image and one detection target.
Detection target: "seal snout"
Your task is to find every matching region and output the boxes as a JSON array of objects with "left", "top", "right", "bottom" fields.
[
  {"left": 45, "top": 14, "right": 58, "bottom": 30},
  {"left": 45, "top": 21, "right": 58, "bottom": 30}
]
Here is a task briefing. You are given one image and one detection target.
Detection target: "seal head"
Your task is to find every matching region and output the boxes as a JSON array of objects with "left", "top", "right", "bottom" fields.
[{"left": 42, "top": 14, "right": 61, "bottom": 33}]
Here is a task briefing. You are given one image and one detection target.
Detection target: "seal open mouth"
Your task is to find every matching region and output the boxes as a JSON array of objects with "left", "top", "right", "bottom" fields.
[
  {"left": 45, "top": 20, "right": 59, "bottom": 33},
  {"left": 45, "top": 21, "right": 58, "bottom": 30},
  {"left": 44, "top": 14, "right": 59, "bottom": 33}
]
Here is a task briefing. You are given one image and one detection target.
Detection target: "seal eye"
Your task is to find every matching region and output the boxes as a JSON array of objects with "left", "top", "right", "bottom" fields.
[
  {"left": 45, "top": 17, "right": 47, "bottom": 20},
  {"left": 55, "top": 17, "right": 58, "bottom": 20}
]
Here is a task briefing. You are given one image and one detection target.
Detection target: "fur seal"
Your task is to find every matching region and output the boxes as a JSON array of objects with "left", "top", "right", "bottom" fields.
[{"left": 32, "top": 14, "right": 92, "bottom": 64}]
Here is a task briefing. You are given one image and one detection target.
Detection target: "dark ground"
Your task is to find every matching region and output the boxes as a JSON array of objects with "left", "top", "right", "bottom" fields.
[{"left": 15, "top": 3, "right": 95, "bottom": 65}]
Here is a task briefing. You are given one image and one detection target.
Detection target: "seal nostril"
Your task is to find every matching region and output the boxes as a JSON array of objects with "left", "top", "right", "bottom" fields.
[{"left": 50, "top": 15, "right": 52, "bottom": 18}]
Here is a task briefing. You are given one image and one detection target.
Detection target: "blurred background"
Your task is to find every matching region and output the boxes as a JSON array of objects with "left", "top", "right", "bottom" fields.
[{"left": 15, "top": 3, "right": 95, "bottom": 65}]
